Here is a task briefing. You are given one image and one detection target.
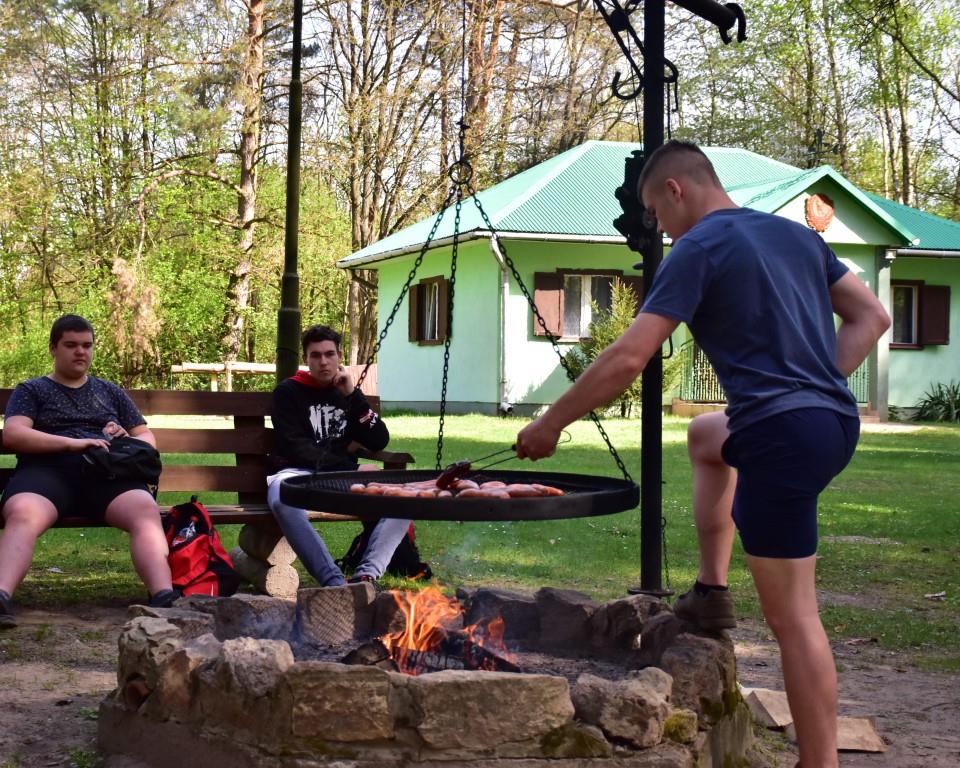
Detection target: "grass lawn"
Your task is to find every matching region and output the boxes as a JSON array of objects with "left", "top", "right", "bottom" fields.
[{"left": 5, "top": 413, "right": 959, "bottom": 670}]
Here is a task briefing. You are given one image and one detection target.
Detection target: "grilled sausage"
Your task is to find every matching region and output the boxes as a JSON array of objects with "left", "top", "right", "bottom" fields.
[
  {"left": 504, "top": 483, "right": 541, "bottom": 498},
  {"left": 531, "top": 483, "right": 565, "bottom": 496}
]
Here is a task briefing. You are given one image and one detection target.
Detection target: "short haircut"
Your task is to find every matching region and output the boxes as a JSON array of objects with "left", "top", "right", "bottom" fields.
[
  {"left": 301, "top": 324, "right": 342, "bottom": 355},
  {"left": 50, "top": 314, "right": 95, "bottom": 347},
  {"left": 636, "top": 140, "right": 722, "bottom": 201}
]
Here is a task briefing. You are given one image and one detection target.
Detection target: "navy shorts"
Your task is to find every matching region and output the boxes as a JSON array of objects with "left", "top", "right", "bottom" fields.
[
  {"left": 721, "top": 408, "right": 860, "bottom": 559},
  {"left": 1, "top": 454, "right": 151, "bottom": 523}
]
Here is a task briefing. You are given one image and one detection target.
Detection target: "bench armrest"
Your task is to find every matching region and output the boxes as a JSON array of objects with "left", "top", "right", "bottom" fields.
[{"left": 355, "top": 447, "right": 415, "bottom": 469}]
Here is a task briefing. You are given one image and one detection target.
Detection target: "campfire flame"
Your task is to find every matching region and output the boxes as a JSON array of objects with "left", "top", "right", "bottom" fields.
[{"left": 381, "top": 587, "right": 517, "bottom": 675}]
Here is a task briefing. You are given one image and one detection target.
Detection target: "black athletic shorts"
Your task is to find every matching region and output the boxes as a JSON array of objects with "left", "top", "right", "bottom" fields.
[
  {"left": 721, "top": 407, "right": 860, "bottom": 559},
  {"left": 1, "top": 454, "right": 151, "bottom": 523}
]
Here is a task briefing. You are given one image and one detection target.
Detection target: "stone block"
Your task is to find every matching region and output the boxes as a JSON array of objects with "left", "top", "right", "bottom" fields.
[
  {"left": 296, "top": 583, "right": 376, "bottom": 646},
  {"left": 146, "top": 633, "right": 222, "bottom": 722},
  {"left": 743, "top": 686, "right": 793, "bottom": 729},
  {"left": 407, "top": 670, "right": 574, "bottom": 750},
  {"left": 658, "top": 633, "right": 737, "bottom": 725},
  {"left": 633, "top": 611, "right": 684, "bottom": 668},
  {"left": 572, "top": 672, "right": 670, "bottom": 748},
  {"left": 193, "top": 636, "right": 295, "bottom": 743},
  {"left": 540, "top": 722, "right": 612, "bottom": 758},
  {"left": 692, "top": 698, "right": 753, "bottom": 766},
  {"left": 212, "top": 593, "right": 297, "bottom": 640},
  {"left": 535, "top": 587, "right": 598, "bottom": 653},
  {"left": 127, "top": 606, "right": 217, "bottom": 641},
  {"left": 462, "top": 588, "right": 539, "bottom": 649},
  {"left": 785, "top": 715, "right": 887, "bottom": 752},
  {"left": 286, "top": 661, "right": 395, "bottom": 742},
  {"left": 662, "top": 708, "right": 698, "bottom": 744},
  {"left": 589, "top": 595, "right": 671, "bottom": 657},
  {"left": 117, "top": 617, "right": 183, "bottom": 693}
]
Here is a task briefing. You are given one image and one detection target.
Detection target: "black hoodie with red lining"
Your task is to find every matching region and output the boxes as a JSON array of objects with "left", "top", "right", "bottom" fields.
[{"left": 270, "top": 372, "right": 389, "bottom": 472}]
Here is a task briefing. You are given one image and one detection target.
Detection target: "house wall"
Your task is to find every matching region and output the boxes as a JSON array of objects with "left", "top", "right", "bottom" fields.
[
  {"left": 375, "top": 237, "right": 651, "bottom": 414},
  {"left": 376, "top": 239, "right": 502, "bottom": 413},
  {"left": 887, "top": 256, "right": 960, "bottom": 407},
  {"left": 501, "top": 239, "right": 644, "bottom": 412}
]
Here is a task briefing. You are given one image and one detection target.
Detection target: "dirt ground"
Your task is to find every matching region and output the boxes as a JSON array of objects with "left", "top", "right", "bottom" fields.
[{"left": 0, "top": 602, "right": 958, "bottom": 768}]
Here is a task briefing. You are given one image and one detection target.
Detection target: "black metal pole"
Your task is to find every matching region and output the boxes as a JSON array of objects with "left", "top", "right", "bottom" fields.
[
  {"left": 276, "top": 0, "right": 303, "bottom": 383},
  {"left": 637, "top": 0, "right": 665, "bottom": 594}
]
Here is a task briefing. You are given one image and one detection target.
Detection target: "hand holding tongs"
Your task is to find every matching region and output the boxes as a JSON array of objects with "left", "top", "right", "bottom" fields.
[{"left": 436, "top": 432, "right": 571, "bottom": 489}]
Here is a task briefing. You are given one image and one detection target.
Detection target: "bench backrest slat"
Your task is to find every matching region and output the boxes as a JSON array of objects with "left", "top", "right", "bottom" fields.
[{"left": 0, "top": 389, "right": 277, "bottom": 503}]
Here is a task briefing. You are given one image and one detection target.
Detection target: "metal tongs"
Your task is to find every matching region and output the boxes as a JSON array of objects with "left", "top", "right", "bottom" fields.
[{"left": 436, "top": 432, "right": 571, "bottom": 489}]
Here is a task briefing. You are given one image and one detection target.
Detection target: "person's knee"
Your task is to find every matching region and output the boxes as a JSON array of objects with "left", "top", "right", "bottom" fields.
[
  {"left": 2, "top": 496, "right": 57, "bottom": 534},
  {"left": 688, "top": 413, "right": 729, "bottom": 463},
  {"left": 106, "top": 493, "right": 162, "bottom": 532}
]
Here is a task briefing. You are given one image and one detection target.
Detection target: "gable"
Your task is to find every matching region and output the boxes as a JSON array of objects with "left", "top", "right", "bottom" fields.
[{"left": 774, "top": 177, "right": 907, "bottom": 247}]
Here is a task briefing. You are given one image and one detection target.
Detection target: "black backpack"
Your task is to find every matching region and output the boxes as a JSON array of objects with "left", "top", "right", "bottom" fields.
[{"left": 336, "top": 521, "right": 432, "bottom": 580}]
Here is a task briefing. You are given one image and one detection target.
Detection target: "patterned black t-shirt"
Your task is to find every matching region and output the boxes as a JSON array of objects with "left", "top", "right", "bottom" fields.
[{"left": 4, "top": 376, "right": 146, "bottom": 444}]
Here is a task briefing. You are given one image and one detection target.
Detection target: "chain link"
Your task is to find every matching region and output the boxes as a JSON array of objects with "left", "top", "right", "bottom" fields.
[
  {"left": 466, "top": 182, "right": 634, "bottom": 484},
  {"left": 435, "top": 186, "right": 464, "bottom": 470},
  {"left": 354, "top": 184, "right": 459, "bottom": 394}
]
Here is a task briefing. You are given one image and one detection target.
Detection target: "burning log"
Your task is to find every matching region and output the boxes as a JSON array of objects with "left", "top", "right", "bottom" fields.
[
  {"left": 393, "top": 630, "right": 521, "bottom": 675},
  {"left": 341, "top": 639, "right": 399, "bottom": 671}
]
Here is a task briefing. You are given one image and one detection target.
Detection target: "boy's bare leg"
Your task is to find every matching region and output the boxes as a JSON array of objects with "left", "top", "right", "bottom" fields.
[
  {"left": 105, "top": 490, "right": 173, "bottom": 596},
  {"left": 0, "top": 494, "right": 59, "bottom": 595},
  {"left": 748, "top": 553, "right": 838, "bottom": 768},
  {"left": 687, "top": 412, "right": 737, "bottom": 585}
]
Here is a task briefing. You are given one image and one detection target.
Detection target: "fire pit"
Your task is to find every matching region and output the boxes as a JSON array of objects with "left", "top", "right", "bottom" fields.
[{"left": 98, "top": 584, "right": 753, "bottom": 767}]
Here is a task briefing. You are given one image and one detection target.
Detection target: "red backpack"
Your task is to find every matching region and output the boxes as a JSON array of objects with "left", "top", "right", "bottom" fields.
[{"left": 163, "top": 498, "right": 241, "bottom": 597}]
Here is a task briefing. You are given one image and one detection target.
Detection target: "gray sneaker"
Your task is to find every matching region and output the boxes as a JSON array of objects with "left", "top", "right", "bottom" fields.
[
  {"left": 673, "top": 586, "right": 736, "bottom": 630},
  {"left": 0, "top": 590, "right": 16, "bottom": 630}
]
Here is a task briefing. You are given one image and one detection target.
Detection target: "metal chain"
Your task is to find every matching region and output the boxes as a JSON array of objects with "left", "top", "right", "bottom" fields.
[
  {"left": 354, "top": 184, "right": 459, "bottom": 394},
  {"left": 466, "top": 183, "right": 634, "bottom": 484},
  {"left": 435, "top": 180, "right": 465, "bottom": 470}
]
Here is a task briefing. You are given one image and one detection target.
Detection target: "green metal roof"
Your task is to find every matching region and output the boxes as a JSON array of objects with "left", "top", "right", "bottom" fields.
[
  {"left": 863, "top": 191, "right": 960, "bottom": 252},
  {"left": 339, "top": 140, "right": 956, "bottom": 267}
]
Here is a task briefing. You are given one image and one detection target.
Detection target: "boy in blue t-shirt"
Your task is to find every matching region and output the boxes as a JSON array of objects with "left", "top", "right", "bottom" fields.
[{"left": 515, "top": 140, "right": 891, "bottom": 768}]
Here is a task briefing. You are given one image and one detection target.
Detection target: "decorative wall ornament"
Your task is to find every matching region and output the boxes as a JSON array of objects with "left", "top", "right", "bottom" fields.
[{"left": 805, "top": 192, "right": 835, "bottom": 232}]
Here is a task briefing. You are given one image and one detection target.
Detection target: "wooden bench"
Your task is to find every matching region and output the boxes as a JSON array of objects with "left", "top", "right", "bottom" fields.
[{"left": 0, "top": 389, "right": 413, "bottom": 596}]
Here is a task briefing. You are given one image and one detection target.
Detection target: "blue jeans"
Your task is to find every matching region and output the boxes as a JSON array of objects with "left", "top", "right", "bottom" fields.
[{"left": 266, "top": 470, "right": 411, "bottom": 586}]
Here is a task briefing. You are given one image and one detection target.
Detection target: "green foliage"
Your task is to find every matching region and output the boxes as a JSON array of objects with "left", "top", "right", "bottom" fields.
[
  {"left": 914, "top": 380, "right": 960, "bottom": 422},
  {"left": 565, "top": 280, "right": 643, "bottom": 417}
]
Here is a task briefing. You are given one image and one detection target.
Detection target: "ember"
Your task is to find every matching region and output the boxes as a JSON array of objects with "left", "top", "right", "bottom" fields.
[{"left": 377, "top": 587, "right": 519, "bottom": 675}]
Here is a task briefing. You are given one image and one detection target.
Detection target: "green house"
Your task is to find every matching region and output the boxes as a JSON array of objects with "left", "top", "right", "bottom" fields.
[{"left": 338, "top": 141, "right": 960, "bottom": 419}]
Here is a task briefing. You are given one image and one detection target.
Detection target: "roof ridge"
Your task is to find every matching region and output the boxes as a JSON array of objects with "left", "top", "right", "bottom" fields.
[
  {"left": 740, "top": 166, "right": 822, "bottom": 206},
  {"left": 486, "top": 142, "right": 595, "bottom": 227}
]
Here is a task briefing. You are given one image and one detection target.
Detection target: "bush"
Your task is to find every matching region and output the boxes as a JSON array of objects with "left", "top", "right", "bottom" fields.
[
  {"left": 566, "top": 280, "right": 655, "bottom": 418},
  {"left": 914, "top": 381, "right": 960, "bottom": 423}
]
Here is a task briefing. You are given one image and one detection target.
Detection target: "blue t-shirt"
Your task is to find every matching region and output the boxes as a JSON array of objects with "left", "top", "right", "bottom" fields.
[
  {"left": 640, "top": 207, "right": 858, "bottom": 431},
  {"left": 4, "top": 375, "right": 146, "bottom": 445}
]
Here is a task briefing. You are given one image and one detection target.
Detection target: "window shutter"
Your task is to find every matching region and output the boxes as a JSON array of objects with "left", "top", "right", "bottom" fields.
[
  {"left": 621, "top": 276, "right": 646, "bottom": 316},
  {"left": 919, "top": 284, "right": 950, "bottom": 345},
  {"left": 437, "top": 278, "right": 450, "bottom": 341},
  {"left": 408, "top": 283, "right": 421, "bottom": 342},
  {"left": 533, "top": 272, "right": 563, "bottom": 336}
]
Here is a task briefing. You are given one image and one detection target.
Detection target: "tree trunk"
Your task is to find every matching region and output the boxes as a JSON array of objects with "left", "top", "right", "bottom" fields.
[{"left": 223, "top": 0, "right": 265, "bottom": 362}]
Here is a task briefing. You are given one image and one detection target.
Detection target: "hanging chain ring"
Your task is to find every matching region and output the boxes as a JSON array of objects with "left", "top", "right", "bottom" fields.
[{"left": 448, "top": 158, "right": 473, "bottom": 186}]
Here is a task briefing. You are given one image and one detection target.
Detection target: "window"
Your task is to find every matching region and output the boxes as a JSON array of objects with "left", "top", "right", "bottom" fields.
[
  {"left": 891, "top": 280, "right": 950, "bottom": 348},
  {"left": 408, "top": 275, "right": 448, "bottom": 345},
  {"left": 533, "top": 271, "right": 643, "bottom": 338}
]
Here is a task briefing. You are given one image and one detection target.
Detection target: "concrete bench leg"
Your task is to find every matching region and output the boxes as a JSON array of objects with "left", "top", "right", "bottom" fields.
[{"left": 230, "top": 521, "right": 300, "bottom": 598}]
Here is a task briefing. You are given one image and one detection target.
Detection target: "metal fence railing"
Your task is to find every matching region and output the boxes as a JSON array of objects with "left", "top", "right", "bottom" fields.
[{"left": 677, "top": 341, "right": 870, "bottom": 405}]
